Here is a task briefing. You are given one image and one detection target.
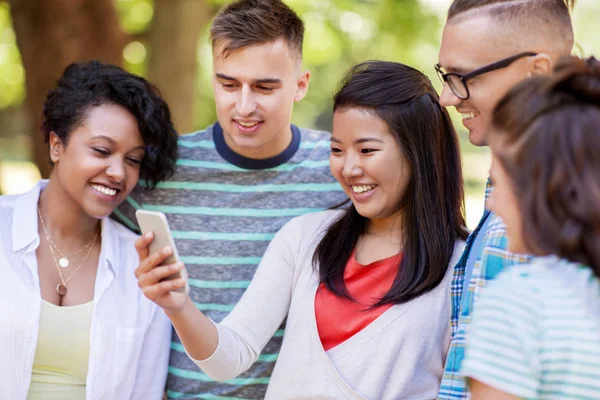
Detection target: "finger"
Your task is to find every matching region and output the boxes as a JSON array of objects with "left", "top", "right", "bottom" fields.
[
  {"left": 142, "top": 277, "right": 187, "bottom": 301},
  {"left": 135, "top": 232, "right": 154, "bottom": 261},
  {"left": 138, "top": 262, "right": 184, "bottom": 288},
  {"left": 135, "top": 245, "right": 174, "bottom": 277}
]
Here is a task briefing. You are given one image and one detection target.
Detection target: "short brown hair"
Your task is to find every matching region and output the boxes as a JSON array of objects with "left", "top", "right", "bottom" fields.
[
  {"left": 492, "top": 56, "right": 600, "bottom": 276},
  {"left": 210, "top": 0, "right": 304, "bottom": 59},
  {"left": 447, "top": 0, "right": 575, "bottom": 57},
  {"left": 448, "top": 0, "right": 575, "bottom": 19}
]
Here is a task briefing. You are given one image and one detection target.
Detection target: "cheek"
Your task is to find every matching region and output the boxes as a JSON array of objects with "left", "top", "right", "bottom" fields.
[
  {"left": 214, "top": 91, "right": 235, "bottom": 112},
  {"left": 329, "top": 156, "right": 343, "bottom": 180}
]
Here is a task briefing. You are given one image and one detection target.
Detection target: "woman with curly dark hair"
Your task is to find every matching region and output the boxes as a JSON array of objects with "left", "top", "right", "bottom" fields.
[
  {"left": 461, "top": 56, "right": 600, "bottom": 399},
  {"left": 0, "top": 61, "right": 178, "bottom": 399}
]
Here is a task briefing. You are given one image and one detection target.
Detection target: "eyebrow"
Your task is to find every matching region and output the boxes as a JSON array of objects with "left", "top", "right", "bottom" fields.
[
  {"left": 330, "top": 137, "right": 384, "bottom": 144},
  {"left": 89, "top": 135, "right": 145, "bottom": 151},
  {"left": 215, "top": 73, "right": 281, "bottom": 85}
]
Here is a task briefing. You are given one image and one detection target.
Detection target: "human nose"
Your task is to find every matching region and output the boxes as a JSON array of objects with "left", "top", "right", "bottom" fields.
[
  {"left": 341, "top": 154, "right": 363, "bottom": 179},
  {"left": 439, "top": 82, "right": 462, "bottom": 108},
  {"left": 236, "top": 86, "right": 257, "bottom": 117},
  {"left": 106, "top": 158, "right": 126, "bottom": 183}
]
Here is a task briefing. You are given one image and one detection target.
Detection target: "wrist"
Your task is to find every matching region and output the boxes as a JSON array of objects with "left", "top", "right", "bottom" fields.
[{"left": 165, "top": 295, "right": 192, "bottom": 319}]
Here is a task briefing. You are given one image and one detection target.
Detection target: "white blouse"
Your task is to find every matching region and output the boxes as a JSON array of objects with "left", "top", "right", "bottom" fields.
[{"left": 0, "top": 180, "right": 171, "bottom": 400}]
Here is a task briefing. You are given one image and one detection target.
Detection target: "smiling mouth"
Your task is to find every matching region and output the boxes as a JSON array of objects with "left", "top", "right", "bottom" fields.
[
  {"left": 351, "top": 184, "right": 377, "bottom": 194},
  {"left": 236, "top": 120, "right": 261, "bottom": 128},
  {"left": 461, "top": 112, "right": 479, "bottom": 120},
  {"left": 90, "top": 183, "right": 119, "bottom": 197}
]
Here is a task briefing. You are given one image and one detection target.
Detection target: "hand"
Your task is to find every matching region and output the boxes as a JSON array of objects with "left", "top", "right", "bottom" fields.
[{"left": 135, "top": 232, "right": 189, "bottom": 313}]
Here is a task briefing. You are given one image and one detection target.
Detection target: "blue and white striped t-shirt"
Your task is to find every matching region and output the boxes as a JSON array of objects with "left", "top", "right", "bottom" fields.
[
  {"left": 461, "top": 256, "right": 600, "bottom": 399},
  {"left": 115, "top": 122, "right": 346, "bottom": 399}
]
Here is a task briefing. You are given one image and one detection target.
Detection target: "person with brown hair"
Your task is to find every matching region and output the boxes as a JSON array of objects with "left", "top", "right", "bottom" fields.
[
  {"left": 135, "top": 60, "right": 467, "bottom": 399},
  {"left": 114, "top": 0, "right": 346, "bottom": 398},
  {"left": 435, "top": 1, "right": 577, "bottom": 397},
  {"left": 461, "top": 55, "right": 600, "bottom": 399}
]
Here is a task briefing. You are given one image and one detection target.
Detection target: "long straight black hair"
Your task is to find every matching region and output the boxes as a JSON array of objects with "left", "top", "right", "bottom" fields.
[{"left": 314, "top": 61, "right": 469, "bottom": 306}]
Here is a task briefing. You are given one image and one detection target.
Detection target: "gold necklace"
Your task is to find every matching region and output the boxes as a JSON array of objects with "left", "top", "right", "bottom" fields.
[
  {"left": 37, "top": 207, "right": 98, "bottom": 296},
  {"left": 37, "top": 207, "right": 97, "bottom": 268}
]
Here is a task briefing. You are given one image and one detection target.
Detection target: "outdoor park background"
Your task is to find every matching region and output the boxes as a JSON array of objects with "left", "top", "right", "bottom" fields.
[{"left": 0, "top": 0, "right": 598, "bottom": 228}]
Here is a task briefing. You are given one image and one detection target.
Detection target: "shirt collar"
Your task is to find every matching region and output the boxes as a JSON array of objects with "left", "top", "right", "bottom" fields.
[
  {"left": 12, "top": 179, "right": 118, "bottom": 277},
  {"left": 12, "top": 180, "right": 46, "bottom": 252}
]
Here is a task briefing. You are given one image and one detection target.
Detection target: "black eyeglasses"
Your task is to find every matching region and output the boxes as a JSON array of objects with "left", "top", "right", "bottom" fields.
[{"left": 435, "top": 52, "right": 537, "bottom": 100}]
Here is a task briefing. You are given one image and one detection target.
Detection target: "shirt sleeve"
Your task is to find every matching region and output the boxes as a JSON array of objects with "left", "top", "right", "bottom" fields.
[
  {"left": 460, "top": 270, "right": 542, "bottom": 399},
  {"left": 190, "top": 215, "right": 303, "bottom": 381}
]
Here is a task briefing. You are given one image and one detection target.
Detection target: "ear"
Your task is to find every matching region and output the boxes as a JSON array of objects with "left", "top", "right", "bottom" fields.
[
  {"left": 48, "top": 132, "right": 64, "bottom": 163},
  {"left": 530, "top": 53, "right": 553, "bottom": 77},
  {"left": 294, "top": 69, "right": 310, "bottom": 103}
]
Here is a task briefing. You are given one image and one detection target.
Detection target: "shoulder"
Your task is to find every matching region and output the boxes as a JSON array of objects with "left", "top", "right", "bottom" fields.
[
  {"left": 276, "top": 209, "right": 344, "bottom": 243},
  {"left": 0, "top": 192, "right": 19, "bottom": 209},
  {"left": 177, "top": 124, "right": 214, "bottom": 141}
]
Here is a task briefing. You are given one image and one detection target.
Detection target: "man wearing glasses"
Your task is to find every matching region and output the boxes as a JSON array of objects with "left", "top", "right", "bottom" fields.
[{"left": 435, "top": 1, "right": 576, "bottom": 399}]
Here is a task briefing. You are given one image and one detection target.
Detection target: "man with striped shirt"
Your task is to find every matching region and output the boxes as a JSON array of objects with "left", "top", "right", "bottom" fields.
[
  {"left": 115, "top": 1, "right": 345, "bottom": 398},
  {"left": 435, "top": 1, "right": 576, "bottom": 398}
]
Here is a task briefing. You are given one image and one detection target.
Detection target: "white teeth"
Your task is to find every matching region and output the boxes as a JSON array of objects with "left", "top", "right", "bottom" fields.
[
  {"left": 90, "top": 184, "right": 117, "bottom": 196},
  {"left": 237, "top": 121, "right": 258, "bottom": 127},
  {"left": 351, "top": 185, "right": 376, "bottom": 194},
  {"left": 461, "top": 112, "right": 478, "bottom": 120}
]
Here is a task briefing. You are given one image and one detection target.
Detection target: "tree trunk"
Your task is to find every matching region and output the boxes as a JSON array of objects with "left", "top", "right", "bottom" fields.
[
  {"left": 147, "top": 0, "right": 210, "bottom": 134},
  {"left": 9, "top": 0, "right": 126, "bottom": 178}
]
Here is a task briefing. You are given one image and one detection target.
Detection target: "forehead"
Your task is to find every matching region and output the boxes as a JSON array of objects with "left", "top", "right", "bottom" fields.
[
  {"left": 439, "top": 15, "right": 516, "bottom": 72},
  {"left": 74, "top": 104, "right": 143, "bottom": 146},
  {"left": 332, "top": 108, "right": 392, "bottom": 139},
  {"left": 212, "top": 39, "right": 298, "bottom": 80}
]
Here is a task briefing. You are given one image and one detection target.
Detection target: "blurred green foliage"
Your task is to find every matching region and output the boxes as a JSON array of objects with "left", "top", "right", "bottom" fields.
[
  {"left": 0, "top": 2, "right": 25, "bottom": 108},
  {"left": 1, "top": 0, "right": 598, "bottom": 149}
]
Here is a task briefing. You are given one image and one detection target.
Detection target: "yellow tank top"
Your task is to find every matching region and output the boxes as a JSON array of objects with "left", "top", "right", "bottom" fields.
[{"left": 27, "top": 299, "right": 94, "bottom": 400}]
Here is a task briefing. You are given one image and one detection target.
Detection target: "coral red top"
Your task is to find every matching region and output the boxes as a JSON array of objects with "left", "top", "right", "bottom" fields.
[{"left": 315, "top": 252, "right": 402, "bottom": 351}]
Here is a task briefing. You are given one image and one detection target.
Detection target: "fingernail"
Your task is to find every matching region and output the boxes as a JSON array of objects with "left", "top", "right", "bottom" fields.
[{"left": 163, "top": 246, "right": 172, "bottom": 255}]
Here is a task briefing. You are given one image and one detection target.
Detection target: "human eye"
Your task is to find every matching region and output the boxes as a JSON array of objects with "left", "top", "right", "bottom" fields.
[
  {"left": 256, "top": 85, "right": 275, "bottom": 93},
  {"left": 92, "top": 147, "right": 110, "bottom": 156},
  {"left": 221, "top": 82, "right": 238, "bottom": 90},
  {"left": 360, "top": 148, "right": 379, "bottom": 154},
  {"left": 330, "top": 147, "right": 342, "bottom": 154},
  {"left": 126, "top": 157, "right": 142, "bottom": 166}
]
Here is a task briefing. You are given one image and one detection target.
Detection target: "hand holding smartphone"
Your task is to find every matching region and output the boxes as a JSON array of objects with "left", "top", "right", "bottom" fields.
[{"left": 135, "top": 210, "right": 189, "bottom": 295}]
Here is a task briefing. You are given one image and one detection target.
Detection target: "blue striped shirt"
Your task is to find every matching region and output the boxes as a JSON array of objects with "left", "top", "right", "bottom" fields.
[{"left": 115, "top": 123, "right": 346, "bottom": 399}]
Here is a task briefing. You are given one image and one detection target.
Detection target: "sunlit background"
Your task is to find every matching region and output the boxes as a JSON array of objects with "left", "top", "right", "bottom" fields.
[{"left": 0, "top": 0, "right": 597, "bottom": 228}]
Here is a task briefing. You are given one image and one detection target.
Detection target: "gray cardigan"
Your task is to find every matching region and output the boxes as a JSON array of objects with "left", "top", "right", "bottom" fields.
[{"left": 192, "top": 210, "right": 465, "bottom": 399}]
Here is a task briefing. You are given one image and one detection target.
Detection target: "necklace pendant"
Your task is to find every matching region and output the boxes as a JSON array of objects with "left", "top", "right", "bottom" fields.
[
  {"left": 56, "top": 283, "right": 67, "bottom": 296},
  {"left": 59, "top": 257, "right": 69, "bottom": 268}
]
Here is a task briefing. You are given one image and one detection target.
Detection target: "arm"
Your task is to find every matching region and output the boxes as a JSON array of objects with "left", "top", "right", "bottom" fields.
[
  {"left": 130, "top": 304, "right": 172, "bottom": 399},
  {"left": 470, "top": 379, "right": 521, "bottom": 400},
  {"left": 135, "top": 218, "right": 299, "bottom": 380}
]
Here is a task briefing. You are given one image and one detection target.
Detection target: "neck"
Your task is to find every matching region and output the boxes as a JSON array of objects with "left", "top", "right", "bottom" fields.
[
  {"left": 365, "top": 213, "right": 404, "bottom": 244},
  {"left": 39, "top": 178, "right": 100, "bottom": 241},
  {"left": 224, "top": 124, "right": 293, "bottom": 159}
]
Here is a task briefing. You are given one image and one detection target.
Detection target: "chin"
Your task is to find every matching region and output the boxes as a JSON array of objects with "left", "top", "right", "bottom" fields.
[{"left": 468, "top": 129, "right": 487, "bottom": 147}]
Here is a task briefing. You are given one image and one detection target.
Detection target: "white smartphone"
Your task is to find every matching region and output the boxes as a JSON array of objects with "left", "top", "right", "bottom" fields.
[{"left": 135, "top": 209, "right": 189, "bottom": 294}]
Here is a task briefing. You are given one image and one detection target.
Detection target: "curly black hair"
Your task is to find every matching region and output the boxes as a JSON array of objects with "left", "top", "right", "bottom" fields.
[{"left": 42, "top": 60, "right": 178, "bottom": 189}]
